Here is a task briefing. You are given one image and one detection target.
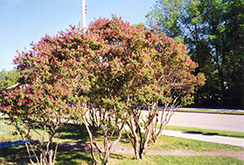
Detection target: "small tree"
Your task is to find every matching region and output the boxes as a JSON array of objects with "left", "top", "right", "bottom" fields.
[
  {"left": 124, "top": 32, "right": 205, "bottom": 159},
  {"left": 0, "top": 26, "right": 90, "bottom": 165},
  {"left": 81, "top": 16, "right": 154, "bottom": 164},
  {"left": 81, "top": 16, "right": 204, "bottom": 162}
]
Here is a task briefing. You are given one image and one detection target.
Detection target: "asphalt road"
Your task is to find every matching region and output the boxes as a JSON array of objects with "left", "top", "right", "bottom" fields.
[
  {"left": 167, "top": 112, "right": 244, "bottom": 132},
  {"left": 1, "top": 111, "right": 244, "bottom": 132}
]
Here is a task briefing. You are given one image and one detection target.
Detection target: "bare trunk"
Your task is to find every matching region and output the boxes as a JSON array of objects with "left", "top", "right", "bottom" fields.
[
  {"left": 126, "top": 122, "right": 139, "bottom": 158},
  {"left": 103, "top": 133, "right": 109, "bottom": 164},
  {"left": 103, "top": 149, "right": 109, "bottom": 165},
  {"left": 139, "top": 125, "right": 151, "bottom": 159},
  {"left": 83, "top": 118, "right": 99, "bottom": 165},
  {"left": 151, "top": 109, "right": 174, "bottom": 143}
]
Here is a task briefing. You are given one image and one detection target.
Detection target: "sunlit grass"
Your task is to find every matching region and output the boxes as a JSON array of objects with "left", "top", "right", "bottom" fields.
[
  {"left": 1, "top": 117, "right": 244, "bottom": 164},
  {"left": 165, "top": 125, "right": 244, "bottom": 138},
  {"left": 147, "top": 135, "right": 244, "bottom": 151},
  {"left": 110, "top": 155, "right": 244, "bottom": 165},
  {"left": 1, "top": 146, "right": 243, "bottom": 165}
]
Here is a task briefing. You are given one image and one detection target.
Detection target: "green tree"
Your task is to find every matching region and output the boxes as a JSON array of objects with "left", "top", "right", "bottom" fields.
[
  {"left": 222, "top": 0, "right": 244, "bottom": 108},
  {"left": 0, "top": 69, "right": 19, "bottom": 89},
  {"left": 147, "top": 0, "right": 244, "bottom": 109}
]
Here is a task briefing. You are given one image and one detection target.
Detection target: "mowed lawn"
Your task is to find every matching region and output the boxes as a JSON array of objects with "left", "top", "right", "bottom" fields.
[{"left": 0, "top": 117, "right": 244, "bottom": 164}]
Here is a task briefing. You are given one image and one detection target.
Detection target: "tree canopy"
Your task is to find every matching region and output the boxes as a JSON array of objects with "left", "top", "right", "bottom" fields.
[
  {"left": 85, "top": 16, "right": 205, "bottom": 162},
  {"left": 147, "top": 0, "right": 244, "bottom": 109}
]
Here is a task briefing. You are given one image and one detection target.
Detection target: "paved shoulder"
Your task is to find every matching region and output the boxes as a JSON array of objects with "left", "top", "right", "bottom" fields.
[{"left": 168, "top": 112, "right": 244, "bottom": 132}]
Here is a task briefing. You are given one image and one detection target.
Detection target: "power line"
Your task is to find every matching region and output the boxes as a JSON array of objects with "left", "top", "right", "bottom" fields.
[
  {"left": 1, "top": 0, "right": 121, "bottom": 49},
  {"left": 0, "top": 7, "right": 80, "bottom": 49},
  {"left": 0, "top": 0, "right": 30, "bottom": 19}
]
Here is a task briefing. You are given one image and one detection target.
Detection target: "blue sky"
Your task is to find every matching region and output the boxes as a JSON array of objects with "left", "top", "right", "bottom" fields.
[{"left": 0, "top": 0, "right": 154, "bottom": 71}]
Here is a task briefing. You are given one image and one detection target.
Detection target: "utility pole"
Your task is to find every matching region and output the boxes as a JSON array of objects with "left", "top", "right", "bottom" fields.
[{"left": 81, "top": 0, "right": 86, "bottom": 29}]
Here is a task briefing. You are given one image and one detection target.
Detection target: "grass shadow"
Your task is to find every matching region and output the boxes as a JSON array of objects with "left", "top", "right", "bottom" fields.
[
  {"left": 0, "top": 143, "right": 94, "bottom": 165},
  {"left": 57, "top": 123, "right": 103, "bottom": 142},
  {"left": 183, "top": 131, "right": 218, "bottom": 136},
  {"left": 0, "top": 145, "right": 30, "bottom": 165},
  {"left": 110, "top": 153, "right": 128, "bottom": 160},
  {"left": 56, "top": 149, "right": 93, "bottom": 164}
]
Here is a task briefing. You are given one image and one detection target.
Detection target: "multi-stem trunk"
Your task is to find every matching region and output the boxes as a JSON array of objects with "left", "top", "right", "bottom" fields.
[
  {"left": 126, "top": 120, "right": 140, "bottom": 159},
  {"left": 126, "top": 120, "right": 152, "bottom": 160},
  {"left": 102, "top": 121, "right": 125, "bottom": 164},
  {"left": 126, "top": 103, "right": 158, "bottom": 160},
  {"left": 151, "top": 107, "right": 174, "bottom": 143},
  {"left": 83, "top": 111, "right": 125, "bottom": 165}
]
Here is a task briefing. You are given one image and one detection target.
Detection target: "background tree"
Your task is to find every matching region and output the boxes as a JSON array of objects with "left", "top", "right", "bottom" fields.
[
  {"left": 147, "top": 0, "right": 244, "bottom": 109},
  {"left": 0, "top": 69, "right": 19, "bottom": 89}
]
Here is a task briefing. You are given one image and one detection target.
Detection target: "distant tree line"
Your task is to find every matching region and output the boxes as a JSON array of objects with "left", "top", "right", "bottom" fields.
[{"left": 147, "top": 0, "right": 244, "bottom": 109}]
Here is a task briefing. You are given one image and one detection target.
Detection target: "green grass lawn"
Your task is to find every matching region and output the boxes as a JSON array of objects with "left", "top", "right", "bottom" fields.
[
  {"left": 0, "top": 118, "right": 89, "bottom": 144},
  {"left": 1, "top": 146, "right": 243, "bottom": 165},
  {"left": 1, "top": 117, "right": 244, "bottom": 164},
  {"left": 147, "top": 135, "right": 244, "bottom": 151},
  {"left": 110, "top": 155, "right": 244, "bottom": 165}
]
